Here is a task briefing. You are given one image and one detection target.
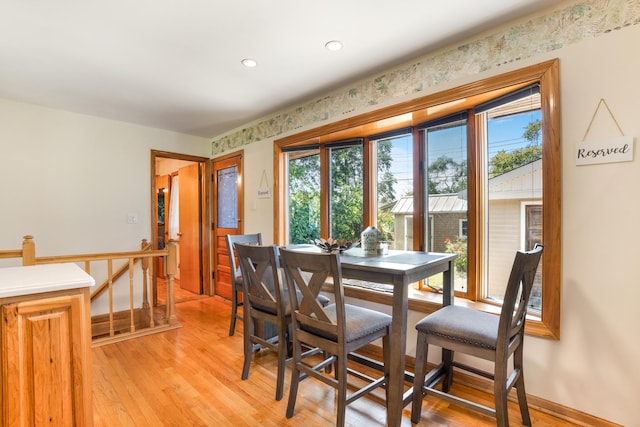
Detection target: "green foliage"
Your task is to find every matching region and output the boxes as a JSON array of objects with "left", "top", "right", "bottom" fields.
[
  {"left": 523, "top": 120, "right": 541, "bottom": 144},
  {"left": 288, "top": 153, "right": 320, "bottom": 244},
  {"left": 489, "top": 145, "right": 542, "bottom": 177},
  {"left": 377, "top": 211, "right": 395, "bottom": 241},
  {"left": 489, "top": 119, "right": 542, "bottom": 178},
  {"left": 376, "top": 139, "right": 396, "bottom": 203},
  {"left": 428, "top": 156, "right": 467, "bottom": 194},
  {"left": 330, "top": 145, "right": 364, "bottom": 240},
  {"left": 289, "top": 191, "right": 320, "bottom": 244},
  {"left": 376, "top": 139, "right": 397, "bottom": 241},
  {"left": 444, "top": 237, "right": 467, "bottom": 274}
]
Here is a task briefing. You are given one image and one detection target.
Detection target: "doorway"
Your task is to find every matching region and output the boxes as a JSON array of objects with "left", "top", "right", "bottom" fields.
[{"left": 151, "top": 150, "right": 210, "bottom": 304}]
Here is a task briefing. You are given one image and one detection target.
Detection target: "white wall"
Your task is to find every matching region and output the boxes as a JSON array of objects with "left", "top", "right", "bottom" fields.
[
  {"left": 525, "top": 24, "right": 640, "bottom": 424},
  {"left": 0, "top": 99, "right": 210, "bottom": 312},
  {"left": 222, "top": 17, "right": 640, "bottom": 427},
  {"left": 0, "top": 98, "right": 209, "bottom": 258},
  {"left": 240, "top": 138, "right": 276, "bottom": 242}
]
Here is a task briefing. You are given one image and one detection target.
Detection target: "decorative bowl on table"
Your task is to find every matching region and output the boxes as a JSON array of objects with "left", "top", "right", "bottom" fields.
[{"left": 313, "top": 238, "right": 359, "bottom": 253}]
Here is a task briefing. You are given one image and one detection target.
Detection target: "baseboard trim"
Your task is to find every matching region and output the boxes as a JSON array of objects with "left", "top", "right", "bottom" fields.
[
  {"left": 91, "top": 323, "right": 182, "bottom": 347},
  {"left": 358, "top": 344, "right": 621, "bottom": 427}
]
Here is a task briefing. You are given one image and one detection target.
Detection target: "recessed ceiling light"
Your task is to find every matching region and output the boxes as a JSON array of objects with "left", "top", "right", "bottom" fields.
[
  {"left": 324, "top": 40, "right": 343, "bottom": 51},
  {"left": 241, "top": 58, "right": 258, "bottom": 68}
]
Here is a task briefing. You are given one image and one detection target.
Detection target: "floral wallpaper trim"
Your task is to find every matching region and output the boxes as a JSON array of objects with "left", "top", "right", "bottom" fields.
[{"left": 211, "top": 0, "right": 640, "bottom": 156}]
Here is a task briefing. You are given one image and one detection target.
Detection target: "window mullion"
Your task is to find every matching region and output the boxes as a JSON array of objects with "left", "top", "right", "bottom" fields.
[
  {"left": 412, "top": 127, "right": 424, "bottom": 252},
  {"left": 363, "top": 136, "right": 374, "bottom": 227},
  {"left": 467, "top": 110, "right": 482, "bottom": 302},
  {"left": 319, "top": 145, "right": 330, "bottom": 238}
]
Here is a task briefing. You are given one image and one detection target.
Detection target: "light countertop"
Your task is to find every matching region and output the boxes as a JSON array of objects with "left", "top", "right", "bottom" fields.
[{"left": 0, "top": 263, "right": 95, "bottom": 298}]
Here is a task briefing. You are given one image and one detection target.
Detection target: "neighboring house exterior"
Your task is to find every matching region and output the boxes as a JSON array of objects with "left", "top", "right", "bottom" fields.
[
  {"left": 487, "top": 159, "right": 542, "bottom": 306},
  {"left": 390, "top": 194, "right": 467, "bottom": 253},
  {"left": 389, "top": 159, "right": 542, "bottom": 303}
]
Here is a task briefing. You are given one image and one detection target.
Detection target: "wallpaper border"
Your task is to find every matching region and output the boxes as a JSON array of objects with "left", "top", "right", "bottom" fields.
[{"left": 211, "top": 0, "right": 640, "bottom": 155}]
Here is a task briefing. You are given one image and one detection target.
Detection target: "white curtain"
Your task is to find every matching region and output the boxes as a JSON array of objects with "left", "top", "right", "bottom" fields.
[{"left": 168, "top": 175, "right": 180, "bottom": 241}]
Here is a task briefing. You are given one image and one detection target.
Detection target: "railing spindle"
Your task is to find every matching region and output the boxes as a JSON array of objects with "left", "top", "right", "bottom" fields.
[
  {"left": 108, "top": 259, "right": 114, "bottom": 337},
  {"left": 141, "top": 239, "right": 149, "bottom": 310},
  {"left": 165, "top": 240, "right": 178, "bottom": 325},
  {"left": 146, "top": 249, "right": 155, "bottom": 328},
  {"left": 129, "top": 258, "right": 135, "bottom": 333}
]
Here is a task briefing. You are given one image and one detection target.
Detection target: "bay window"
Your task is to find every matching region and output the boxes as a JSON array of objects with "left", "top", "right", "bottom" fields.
[{"left": 275, "top": 60, "right": 560, "bottom": 339}]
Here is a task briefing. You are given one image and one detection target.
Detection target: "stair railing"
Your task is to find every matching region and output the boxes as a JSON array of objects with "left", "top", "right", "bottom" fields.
[{"left": 1, "top": 235, "right": 179, "bottom": 345}]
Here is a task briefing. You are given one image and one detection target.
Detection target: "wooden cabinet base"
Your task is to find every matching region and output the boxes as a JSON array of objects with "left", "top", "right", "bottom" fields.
[{"left": 0, "top": 288, "right": 93, "bottom": 426}]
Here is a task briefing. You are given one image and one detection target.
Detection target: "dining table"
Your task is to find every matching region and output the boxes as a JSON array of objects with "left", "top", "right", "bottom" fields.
[{"left": 287, "top": 245, "right": 457, "bottom": 427}]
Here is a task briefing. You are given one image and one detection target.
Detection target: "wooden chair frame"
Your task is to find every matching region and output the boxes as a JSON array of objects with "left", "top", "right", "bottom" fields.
[
  {"left": 412, "top": 244, "right": 543, "bottom": 427},
  {"left": 280, "top": 248, "right": 391, "bottom": 427},
  {"left": 234, "top": 242, "right": 289, "bottom": 401},
  {"left": 225, "top": 233, "right": 262, "bottom": 336}
]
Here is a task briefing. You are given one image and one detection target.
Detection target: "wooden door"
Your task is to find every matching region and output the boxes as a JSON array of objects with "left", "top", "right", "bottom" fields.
[
  {"left": 178, "top": 163, "right": 202, "bottom": 294},
  {"left": 212, "top": 154, "right": 243, "bottom": 300}
]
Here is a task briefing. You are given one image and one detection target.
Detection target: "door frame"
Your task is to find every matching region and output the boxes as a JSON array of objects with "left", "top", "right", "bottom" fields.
[{"left": 150, "top": 150, "right": 211, "bottom": 297}]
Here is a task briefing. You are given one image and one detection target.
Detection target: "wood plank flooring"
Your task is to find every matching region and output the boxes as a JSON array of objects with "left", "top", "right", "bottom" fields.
[{"left": 92, "top": 296, "right": 580, "bottom": 426}]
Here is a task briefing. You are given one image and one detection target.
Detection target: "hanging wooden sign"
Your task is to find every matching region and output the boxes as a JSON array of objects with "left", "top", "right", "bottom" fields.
[
  {"left": 257, "top": 169, "right": 271, "bottom": 198},
  {"left": 575, "top": 136, "right": 633, "bottom": 166},
  {"left": 575, "top": 98, "right": 634, "bottom": 166}
]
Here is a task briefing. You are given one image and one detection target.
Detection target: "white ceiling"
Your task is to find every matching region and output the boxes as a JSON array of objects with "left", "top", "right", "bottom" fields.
[{"left": 0, "top": 1, "right": 559, "bottom": 139}]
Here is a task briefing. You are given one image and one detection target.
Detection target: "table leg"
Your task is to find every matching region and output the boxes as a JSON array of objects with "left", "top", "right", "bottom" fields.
[
  {"left": 443, "top": 258, "right": 455, "bottom": 307},
  {"left": 386, "top": 277, "right": 409, "bottom": 427},
  {"left": 442, "top": 258, "right": 455, "bottom": 391}
]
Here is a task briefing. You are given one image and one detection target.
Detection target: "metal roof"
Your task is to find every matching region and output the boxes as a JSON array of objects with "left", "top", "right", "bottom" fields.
[{"left": 391, "top": 194, "right": 467, "bottom": 215}]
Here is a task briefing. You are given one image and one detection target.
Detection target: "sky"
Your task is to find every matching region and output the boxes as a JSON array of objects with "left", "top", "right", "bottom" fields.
[{"left": 383, "top": 109, "right": 542, "bottom": 199}]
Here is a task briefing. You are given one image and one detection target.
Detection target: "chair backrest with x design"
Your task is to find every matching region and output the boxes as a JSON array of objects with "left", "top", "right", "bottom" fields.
[
  {"left": 281, "top": 248, "right": 346, "bottom": 349},
  {"left": 234, "top": 242, "right": 289, "bottom": 401},
  {"left": 234, "top": 243, "right": 284, "bottom": 317}
]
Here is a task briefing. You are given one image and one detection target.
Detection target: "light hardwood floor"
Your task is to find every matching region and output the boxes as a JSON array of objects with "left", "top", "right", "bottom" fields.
[{"left": 92, "top": 296, "right": 579, "bottom": 426}]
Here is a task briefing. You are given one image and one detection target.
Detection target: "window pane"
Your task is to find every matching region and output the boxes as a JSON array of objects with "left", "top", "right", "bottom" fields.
[
  {"left": 217, "top": 166, "right": 238, "bottom": 228},
  {"left": 287, "top": 149, "right": 320, "bottom": 244},
  {"left": 375, "top": 134, "right": 413, "bottom": 250},
  {"left": 525, "top": 204, "right": 543, "bottom": 309},
  {"left": 483, "top": 94, "right": 542, "bottom": 310},
  {"left": 329, "top": 144, "right": 363, "bottom": 240},
  {"left": 423, "top": 120, "right": 468, "bottom": 292}
]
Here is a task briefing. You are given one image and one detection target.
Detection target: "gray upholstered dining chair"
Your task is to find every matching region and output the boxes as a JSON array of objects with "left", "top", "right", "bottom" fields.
[
  {"left": 411, "top": 244, "right": 543, "bottom": 427},
  {"left": 235, "top": 243, "right": 331, "bottom": 401},
  {"left": 234, "top": 242, "right": 289, "bottom": 401},
  {"left": 225, "top": 233, "right": 262, "bottom": 336},
  {"left": 279, "top": 247, "right": 392, "bottom": 427}
]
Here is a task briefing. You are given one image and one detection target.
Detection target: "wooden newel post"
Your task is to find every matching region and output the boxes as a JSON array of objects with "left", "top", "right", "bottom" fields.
[
  {"left": 22, "top": 235, "right": 36, "bottom": 266},
  {"left": 165, "top": 239, "right": 178, "bottom": 325},
  {"left": 141, "top": 239, "right": 150, "bottom": 310}
]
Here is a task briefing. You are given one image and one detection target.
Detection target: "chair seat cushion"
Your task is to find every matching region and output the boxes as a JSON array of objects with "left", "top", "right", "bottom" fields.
[
  {"left": 303, "top": 304, "right": 391, "bottom": 343},
  {"left": 415, "top": 306, "right": 498, "bottom": 349}
]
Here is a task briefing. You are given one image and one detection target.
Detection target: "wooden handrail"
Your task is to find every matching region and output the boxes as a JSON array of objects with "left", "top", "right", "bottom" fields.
[
  {"left": 0, "top": 235, "right": 35, "bottom": 262},
  {"left": 33, "top": 249, "right": 165, "bottom": 264},
  {"left": 0, "top": 249, "right": 22, "bottom": 259}
]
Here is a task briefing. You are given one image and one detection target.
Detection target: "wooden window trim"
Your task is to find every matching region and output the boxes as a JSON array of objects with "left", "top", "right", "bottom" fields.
[{"left": 275, "top": 59, "right": 560, "bottom": 339}]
